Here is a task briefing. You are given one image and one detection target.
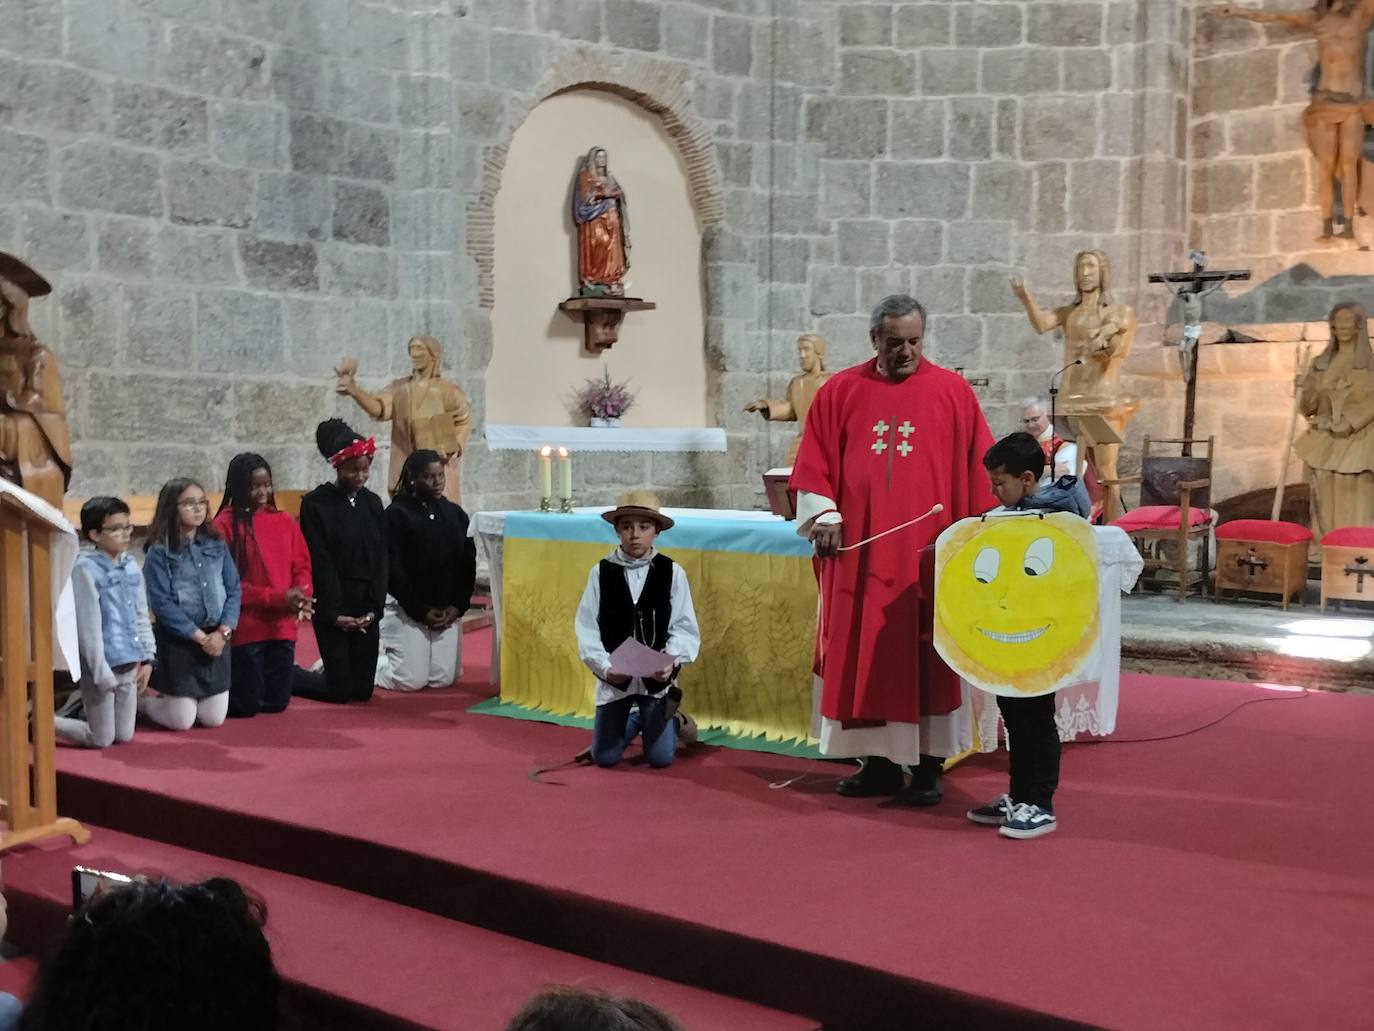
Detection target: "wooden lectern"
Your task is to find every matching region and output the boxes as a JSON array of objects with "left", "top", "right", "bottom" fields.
[{"left": 0, "top": 490, "right": 88, "bottom": 850}]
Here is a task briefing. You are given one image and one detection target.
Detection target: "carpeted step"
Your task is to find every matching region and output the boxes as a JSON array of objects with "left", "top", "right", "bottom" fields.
[{"left": 2, "top": 824, "right": 817, "bottom": 1031}]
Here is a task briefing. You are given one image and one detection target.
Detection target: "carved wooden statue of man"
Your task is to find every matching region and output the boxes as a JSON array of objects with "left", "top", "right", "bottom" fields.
[
  {"left": 0, "top": 252, "right": 71, "bottom": 508},
  {"left": 745, "top": 334, "right": 833, "bottom": 466},
  {"left": 1210, "top": 1, "right": 1374, "bottom": 240},
  {"left": 1011, "top": 251, "right": 1140, "bottom": 521},
  {"left": 335, "top": 335, "right": 472, "bottom": 505}
]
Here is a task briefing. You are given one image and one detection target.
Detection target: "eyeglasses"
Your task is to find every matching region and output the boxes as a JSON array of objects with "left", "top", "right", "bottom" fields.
[
  {"left": 177, "top": 500, "right": 209, "bottom": 510},
  {"left": 100, "top": 525, "right": 134, "bottom": 536}
]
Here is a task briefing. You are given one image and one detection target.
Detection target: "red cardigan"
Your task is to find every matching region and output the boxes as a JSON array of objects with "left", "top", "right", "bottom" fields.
[{"left": 212, "top": 508, "right": 313, "bottom": 645}]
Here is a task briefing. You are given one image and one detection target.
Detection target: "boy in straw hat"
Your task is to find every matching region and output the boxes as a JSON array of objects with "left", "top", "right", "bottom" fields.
[{"left": 574, "top": 490, "right": 700, "bottom": 768}]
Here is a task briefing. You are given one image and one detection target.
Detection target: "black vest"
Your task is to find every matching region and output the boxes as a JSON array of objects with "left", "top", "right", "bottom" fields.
[{"left": 598, "top": 554, "right": 673, "bottom": 654}]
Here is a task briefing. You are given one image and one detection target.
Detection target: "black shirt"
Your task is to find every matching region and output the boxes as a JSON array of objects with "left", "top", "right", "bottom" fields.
[
  {"left": 385, "top": 492, "right": 476, "bottom": 624},
  {"left": 299, "top": 482, "right": 387, "bottom": 624}
]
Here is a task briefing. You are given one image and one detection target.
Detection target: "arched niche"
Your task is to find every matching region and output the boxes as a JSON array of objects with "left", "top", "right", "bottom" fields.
[{"left": 485, "top": 89, "right": 709, "bottom": 428}]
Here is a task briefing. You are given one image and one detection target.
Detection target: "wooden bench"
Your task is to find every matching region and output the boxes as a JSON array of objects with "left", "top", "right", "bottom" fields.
[{"left": 62, "top": 490, "right": 306, "bottom": 531}]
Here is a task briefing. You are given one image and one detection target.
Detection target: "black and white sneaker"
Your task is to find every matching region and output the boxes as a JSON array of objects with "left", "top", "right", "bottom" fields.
[
  {"left": 966, "top": 793, "right": 1013, "bottom": 826},
  {"left": 999, "top": 802, "right": 1057, "bottom": 839}
]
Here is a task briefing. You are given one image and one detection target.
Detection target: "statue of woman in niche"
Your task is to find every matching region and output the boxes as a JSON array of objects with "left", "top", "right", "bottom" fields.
[
  {"left": 335, "top": 335, "right": 472, "bottom": 505},
  {"left": 0, "top": 252, "right": 71, "bottom": 509},
  {"left": 1294, "top": 302, "right": 1374, "bottom": 537},
  {"left": 745, "top": 333, "right": 833, "bottom": 466},
  {"left": 572, "top": 147, "right": 630, "bottom": 297},
  {"left": 1010, "top": 250, "right": 1140, "bottom": 521}
]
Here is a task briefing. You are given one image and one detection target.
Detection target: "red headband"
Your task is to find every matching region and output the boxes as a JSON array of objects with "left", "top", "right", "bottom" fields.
[{"left": 328, "top": 437, "right": 376, "bottom": 467}]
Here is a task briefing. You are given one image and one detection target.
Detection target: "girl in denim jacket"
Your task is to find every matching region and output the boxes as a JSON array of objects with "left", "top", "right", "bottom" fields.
[{"left": 141, "top": 478, "right": 241, "bottom": 731}]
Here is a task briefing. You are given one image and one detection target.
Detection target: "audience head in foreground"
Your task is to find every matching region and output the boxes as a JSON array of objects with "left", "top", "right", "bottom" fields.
[
  {"left": 19, "top": 877, "right": 280, "bottom": 1031},
  {"left": 506, "top": 987, "right": 683, "bottom": 1031}
]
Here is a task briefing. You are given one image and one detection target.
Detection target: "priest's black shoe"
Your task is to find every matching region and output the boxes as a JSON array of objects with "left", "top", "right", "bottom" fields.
[
  {"left": 897, "top": 755, "right": 944, "bottom": 806},
  {"left": 835, "top": 756, "right": 904, "bottom": 797}
]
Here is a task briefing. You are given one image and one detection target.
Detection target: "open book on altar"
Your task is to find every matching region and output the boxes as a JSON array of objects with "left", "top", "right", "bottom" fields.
[{"left": 763, "top": 468, "right": 796, "bottom": 520}]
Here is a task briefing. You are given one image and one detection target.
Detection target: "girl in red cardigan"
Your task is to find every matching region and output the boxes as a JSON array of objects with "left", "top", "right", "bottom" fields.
[{"left": 212, "top": 453, "right": 314, "bottom": 717}]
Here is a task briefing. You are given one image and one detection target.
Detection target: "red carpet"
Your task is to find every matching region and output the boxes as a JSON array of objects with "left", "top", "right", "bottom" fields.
[{"left": 8, "top": 627, "right": 1373, "bottom": 1030}]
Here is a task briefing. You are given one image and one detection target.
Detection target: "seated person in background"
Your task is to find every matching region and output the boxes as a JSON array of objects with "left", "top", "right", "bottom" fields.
[
  {"left": 18, "top": 877, "right": 280, "bottom": 1031},
  {"left": 212, "top": 453, "right": 314, "bottom": 717},
  {"left": 574, "top": 491, "right": 699, "bottom": 769},
  {"left": 505, "top": 987, "right": 683, "bottom": 1031},
  {"left": 375, "top": 449, "right": 477, "bottom": 692},
  {"left": 1019, "top": 395, "right": 1077, "bottom": 486},
  {"left": 55, "top": 497, "right": 155, "bottom": 749},
  {"left": 967, "top": 431, "right": 1089, "bottom": 840},
  {"left": 140, "top": 478, "right": 240, "bottom": 731}
]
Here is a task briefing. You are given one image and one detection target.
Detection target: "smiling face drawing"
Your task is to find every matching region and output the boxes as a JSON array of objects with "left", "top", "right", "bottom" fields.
[{"left": 934, "top": 514, "right": 1100, "bottom": 697}]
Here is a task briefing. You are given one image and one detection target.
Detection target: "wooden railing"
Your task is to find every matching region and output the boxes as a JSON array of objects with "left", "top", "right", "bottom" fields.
[{"left": 63, "top": 490, "right": 307, "bottom": 530}]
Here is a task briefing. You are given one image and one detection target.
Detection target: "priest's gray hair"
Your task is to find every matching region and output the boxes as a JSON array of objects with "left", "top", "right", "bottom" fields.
[
  {"left": 1021, "top": 395, "right": 1050, "bottom": 413},
  {"left": 869, "top": 294, "right": 928, "bottom": 334}
]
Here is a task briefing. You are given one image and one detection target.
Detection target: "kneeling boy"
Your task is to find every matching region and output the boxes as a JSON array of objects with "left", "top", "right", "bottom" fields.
[{"left": 574, "top": 491, "right": 700, "bottom": 768}]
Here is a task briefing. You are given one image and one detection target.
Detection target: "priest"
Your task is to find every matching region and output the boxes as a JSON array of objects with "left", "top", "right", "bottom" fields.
[{"left": 790, "top": 295, "right": 996, "bottom": 804}]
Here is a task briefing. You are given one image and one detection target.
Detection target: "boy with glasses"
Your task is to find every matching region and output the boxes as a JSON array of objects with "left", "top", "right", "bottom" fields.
[{"left": 55, "top": 497, "right": 155, "bottom": 748}]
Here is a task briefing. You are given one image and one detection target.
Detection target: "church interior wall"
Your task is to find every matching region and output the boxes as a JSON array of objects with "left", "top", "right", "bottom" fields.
[{"left": 4, "top": 0, "right": 1331, "bottom": 516}]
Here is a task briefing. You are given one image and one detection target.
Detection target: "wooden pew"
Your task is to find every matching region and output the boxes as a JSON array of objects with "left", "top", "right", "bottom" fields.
[{"left": 62, "top": 490, "right": 306, "bottom": 531}]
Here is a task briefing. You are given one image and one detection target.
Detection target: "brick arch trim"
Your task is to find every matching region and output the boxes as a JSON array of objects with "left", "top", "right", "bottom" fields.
[{"left": 468, "top": 52, "right": 725, "bottom": 309}]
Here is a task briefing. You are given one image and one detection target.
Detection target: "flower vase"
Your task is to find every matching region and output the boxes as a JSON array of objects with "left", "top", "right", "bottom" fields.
[{"left": 589, "top": 416, "right": 621, "bottom": 428}]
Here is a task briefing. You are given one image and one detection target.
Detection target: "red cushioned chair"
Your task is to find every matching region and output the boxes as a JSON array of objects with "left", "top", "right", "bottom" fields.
[
  {"left": 1105, "top": 436, "right": 1214, "bottom": 603},
  {"left": 1320, "top": 526, "right": 1374, "bottom": 611},
  {"left": 1214, "top": 519, "right": 1312, "bottom": 610}
]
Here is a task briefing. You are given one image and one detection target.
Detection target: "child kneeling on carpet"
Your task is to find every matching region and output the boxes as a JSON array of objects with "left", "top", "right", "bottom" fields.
[
  {"left": 55, "top": 497, "right": 155, "bottom": 749},
  {"left": 141, "top": 478, "right": 240, "bottom": 731},
  {"left": 574, "top": 491, "right": 700, "bottom": 768},
  {"left": 967, "top": 431, "right": 1090, "bottom": 840}
]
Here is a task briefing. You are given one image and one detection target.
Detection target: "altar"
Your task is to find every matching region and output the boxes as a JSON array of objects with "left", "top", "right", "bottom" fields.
[
  {"left": 471, "top": 508, "right": 818, "bottom": 745},
  {"left": 472, "top": 507, "right": 1144, "bottom": 754}
]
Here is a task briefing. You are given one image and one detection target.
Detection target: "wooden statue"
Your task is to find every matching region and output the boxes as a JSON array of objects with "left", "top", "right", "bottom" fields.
[
  {"left": 0, "top": 253, "right": 71, "bottom": 509},
  {"left": 571, "top": 147, "right": 630, "bottom": 297},
  {"left": 745, "top": 334, "right": 833, "bottom": 466},
  {"left": 335, "top": 335, "right": 472, "bottom": 505},
  {"left": 1293, "top": 302, "right": 1374, "bottom": 536},
  {"left": 1011, "top": 250, "right": 1140, "bottom": 521},
  {"left": 1208, "top": 2, "right": 1374, "bottom": 240}
]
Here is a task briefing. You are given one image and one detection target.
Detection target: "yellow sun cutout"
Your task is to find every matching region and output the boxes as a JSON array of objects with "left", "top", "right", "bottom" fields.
[{"left": 934, "top": 513, "right": 1100, "bottom": 697}]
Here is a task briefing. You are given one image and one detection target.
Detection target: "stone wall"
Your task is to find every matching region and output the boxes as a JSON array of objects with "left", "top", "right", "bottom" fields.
[
  {"left": 1174, "top": 1, "right": 1374, "bottom": 503},
  {"left": 1, "top": 0, "right": 1190, "bottom": 516}
]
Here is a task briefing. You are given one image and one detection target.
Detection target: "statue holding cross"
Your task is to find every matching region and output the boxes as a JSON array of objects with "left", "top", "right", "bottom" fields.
[{"left": 1149, "top": 254, "right": 1251, "bottom": 451}]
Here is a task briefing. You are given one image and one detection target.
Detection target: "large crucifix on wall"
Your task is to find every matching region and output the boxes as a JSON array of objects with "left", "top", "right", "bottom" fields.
[{"left": 1149, "top": 252, "right": 1251, "bottom": 454}]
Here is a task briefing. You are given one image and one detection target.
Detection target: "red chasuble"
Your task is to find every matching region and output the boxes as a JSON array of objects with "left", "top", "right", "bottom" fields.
[{"left": 790, "top": 358, "right": 996, "bottom": 726}]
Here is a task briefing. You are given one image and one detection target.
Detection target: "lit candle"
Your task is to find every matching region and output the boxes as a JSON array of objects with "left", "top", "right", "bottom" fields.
[
  {"left": 539, "top": 446, "right": 552, "bottom": 502},
  {"left": 558, "top": 446, "right": 572, "bottom": 500}
]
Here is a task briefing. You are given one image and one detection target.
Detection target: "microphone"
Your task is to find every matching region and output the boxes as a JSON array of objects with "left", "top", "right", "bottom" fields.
[{"left": 1048, "top": 359, "right": 1082, "bottom": 453}]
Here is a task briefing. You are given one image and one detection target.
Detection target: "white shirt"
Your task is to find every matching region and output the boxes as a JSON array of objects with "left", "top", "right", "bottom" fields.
[
  {"left": 574, "top": 548, "right": 701, "bottom": 706},
  {"left": 1037, "top": 428, "right": 1077, "bottom": 486}
]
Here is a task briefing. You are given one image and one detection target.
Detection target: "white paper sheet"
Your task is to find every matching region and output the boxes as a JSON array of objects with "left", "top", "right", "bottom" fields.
[{"left": 608, "top": 638, "right": 675, "bottom": 679}]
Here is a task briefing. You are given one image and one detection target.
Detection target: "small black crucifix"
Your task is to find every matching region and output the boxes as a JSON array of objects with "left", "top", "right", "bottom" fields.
[
  {"left": 1148, "top": 251, "right": 1251, "bottom": 456},
  {"left": 1345, "top": 554, "right": 1373, "bottom": 594}
]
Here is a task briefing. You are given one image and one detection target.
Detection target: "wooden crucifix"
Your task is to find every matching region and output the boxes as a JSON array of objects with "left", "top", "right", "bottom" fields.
[{"left": 1148, "top": 252, "right": 1251, "bottom": 455}]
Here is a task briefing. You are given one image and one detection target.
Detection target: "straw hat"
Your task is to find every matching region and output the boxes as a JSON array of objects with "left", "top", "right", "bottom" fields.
[{"left": 601, "top": 490, "right": 674, "bottom": 532}]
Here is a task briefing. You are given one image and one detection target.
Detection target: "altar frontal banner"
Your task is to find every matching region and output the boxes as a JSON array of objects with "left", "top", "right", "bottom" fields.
[{"left": 933, "top": 512, "right": 1100, "bottom": 697}]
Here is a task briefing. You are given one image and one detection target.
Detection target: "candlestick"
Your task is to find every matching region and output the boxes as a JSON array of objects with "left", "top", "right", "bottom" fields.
[
  {"left": 538, "top": 445, "right": 552, "bottom": 505},
  {"left": 557, "top": 446, "right": 572, "bottom": 501}
]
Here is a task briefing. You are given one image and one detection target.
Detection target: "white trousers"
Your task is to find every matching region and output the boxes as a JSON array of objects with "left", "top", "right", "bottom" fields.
[
  {"left": 375, "top": 596, "right": 461, "bottom": 692},
  {"left": 138, "top": 691, "right": 229, "bottom": 732}
]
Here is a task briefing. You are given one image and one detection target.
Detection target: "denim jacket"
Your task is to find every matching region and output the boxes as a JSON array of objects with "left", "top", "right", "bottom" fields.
[
  {"left": 72, "top": 548, "right": 155, "bottom": 689},
  {"left": 144, "top": 536, "right": 241, "bottom": 639}
]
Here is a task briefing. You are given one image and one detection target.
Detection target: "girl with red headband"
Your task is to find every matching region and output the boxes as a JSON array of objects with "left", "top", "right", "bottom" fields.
[{"left": 294, "top": 419, "right": 387, "bottom": 704}]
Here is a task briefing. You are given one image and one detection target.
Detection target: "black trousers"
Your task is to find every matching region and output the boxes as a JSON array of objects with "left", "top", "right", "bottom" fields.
[
  {"left": 997, "top": 693, "right": 1060, "bottom": 810},
  {"left": 228, "top": 640, "right": 298, "bottom": 717},
  {"left": 297, "top": 622, "right": 379, "bottom": 704}
]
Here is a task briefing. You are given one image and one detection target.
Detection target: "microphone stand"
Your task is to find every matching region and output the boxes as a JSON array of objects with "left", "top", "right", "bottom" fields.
[{"left": 1048, "top": 359, "right": 1084, "bottom": 479}]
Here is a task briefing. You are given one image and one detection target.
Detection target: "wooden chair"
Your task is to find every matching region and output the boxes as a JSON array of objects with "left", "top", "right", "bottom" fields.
[{"left": 1104, "top": 437, "right": 1215, "bottom": 603}]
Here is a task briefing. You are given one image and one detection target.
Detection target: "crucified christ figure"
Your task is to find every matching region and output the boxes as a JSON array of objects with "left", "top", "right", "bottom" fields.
[{"left": 1210, "top": 1, "right": 1374, "bottom": 240}]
